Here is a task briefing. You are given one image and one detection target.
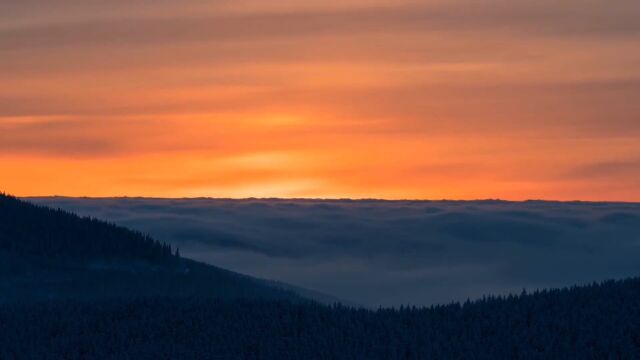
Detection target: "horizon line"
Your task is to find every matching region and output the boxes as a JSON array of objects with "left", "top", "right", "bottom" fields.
[{"left": 18, "top": 194, "right": 640, "bottom": 204}]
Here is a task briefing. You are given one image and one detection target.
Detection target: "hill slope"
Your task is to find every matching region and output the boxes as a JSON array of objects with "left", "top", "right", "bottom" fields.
[{"left": 0, "top": 193, "right": 302, "bottom": 303}]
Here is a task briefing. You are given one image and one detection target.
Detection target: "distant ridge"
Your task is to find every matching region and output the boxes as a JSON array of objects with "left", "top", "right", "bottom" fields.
[{"left": 27, "top": 195, "right": 640, "bottom": 205}]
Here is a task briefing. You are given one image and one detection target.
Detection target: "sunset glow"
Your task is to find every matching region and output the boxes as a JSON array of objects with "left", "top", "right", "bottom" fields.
[{"left": 2, "top": 0, "right": 639, "bottom": 200}]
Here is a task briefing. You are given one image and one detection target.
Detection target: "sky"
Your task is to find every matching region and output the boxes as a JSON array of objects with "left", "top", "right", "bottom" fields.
[{"left": 2, "top": 0, "right": 640, "bottom": 200}]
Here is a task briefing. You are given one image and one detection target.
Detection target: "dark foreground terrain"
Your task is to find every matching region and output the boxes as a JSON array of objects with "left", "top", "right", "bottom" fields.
[
  {"left": 2, "top": 279, "right": 640, "bottom": 359},
  {"left": 2, "top": 193, "right": 640, "bottom": 359}
]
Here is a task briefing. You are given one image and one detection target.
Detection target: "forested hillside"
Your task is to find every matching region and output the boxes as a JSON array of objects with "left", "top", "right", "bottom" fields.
[
  {"left": 0, "top": 193, "right": 300, "bottom": 303},
  {"left": 2, "top": 278, "right": 640, "bottom": 359},
  {"left": 0, "top": 193, "right": 175, "bottom": 261}
]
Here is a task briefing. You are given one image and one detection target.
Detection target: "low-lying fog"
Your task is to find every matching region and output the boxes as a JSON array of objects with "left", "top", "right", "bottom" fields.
[{"left": 29, "top": 197, "right": 640, "bottom": 307}]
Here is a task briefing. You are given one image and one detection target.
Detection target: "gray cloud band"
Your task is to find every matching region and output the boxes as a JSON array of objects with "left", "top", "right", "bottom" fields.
[{"left": 28, "top": 197, "right": 640, "bottom": 307}]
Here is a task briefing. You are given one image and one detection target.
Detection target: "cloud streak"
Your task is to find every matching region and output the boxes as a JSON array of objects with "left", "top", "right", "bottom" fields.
[{"left": 3, "top": 1, "right": 640, "bottom": 51}]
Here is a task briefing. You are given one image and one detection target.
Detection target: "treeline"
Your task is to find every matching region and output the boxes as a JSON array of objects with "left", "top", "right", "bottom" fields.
[
  {"left": 0, "top": 193, "right": 175, "bottom": 262},
  {"left": 2, "top": 278, "right": 640, "bottom": 359}
]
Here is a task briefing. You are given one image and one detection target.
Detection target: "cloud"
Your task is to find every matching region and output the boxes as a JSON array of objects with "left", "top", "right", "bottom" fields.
[
  {"left": 2, "top": 1, "right": 640, "bottom": 52},
  {"left": 437, "top": 213, "right": 562, "bottom": 244},
  {"left": 0, "top": 118, "right": 120, "bottom": 156},
  {"left": 0, "top": 117, "right": 191, "bottom": 157},
  {"left": 27, "top": 197, "right": 640, "bottom": 306},
  {"left": 600, "top": 212, "right": 640, "bottom": 226},
  {"left": 568, "top": 159, "right": 640, "bottom": 179}
]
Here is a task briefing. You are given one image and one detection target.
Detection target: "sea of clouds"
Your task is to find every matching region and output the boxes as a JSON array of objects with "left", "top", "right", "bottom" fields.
[{"left": 29, "top": 197, "right": 640, "bottom": 307}]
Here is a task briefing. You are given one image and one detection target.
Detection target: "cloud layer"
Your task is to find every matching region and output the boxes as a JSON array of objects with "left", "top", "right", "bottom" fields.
[{"left": 29, "top": 197, "right": 640, "bottom": 306}]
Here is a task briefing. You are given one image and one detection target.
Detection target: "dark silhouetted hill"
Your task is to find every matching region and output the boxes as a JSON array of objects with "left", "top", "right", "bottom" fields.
[{"left": 0, "top": 193, "right": 301, "bottom": 303}]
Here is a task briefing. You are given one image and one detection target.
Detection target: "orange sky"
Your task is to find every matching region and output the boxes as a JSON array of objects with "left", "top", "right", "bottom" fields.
[{"left": 1, "top": 0, "right": 639, "bottom": 200}]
